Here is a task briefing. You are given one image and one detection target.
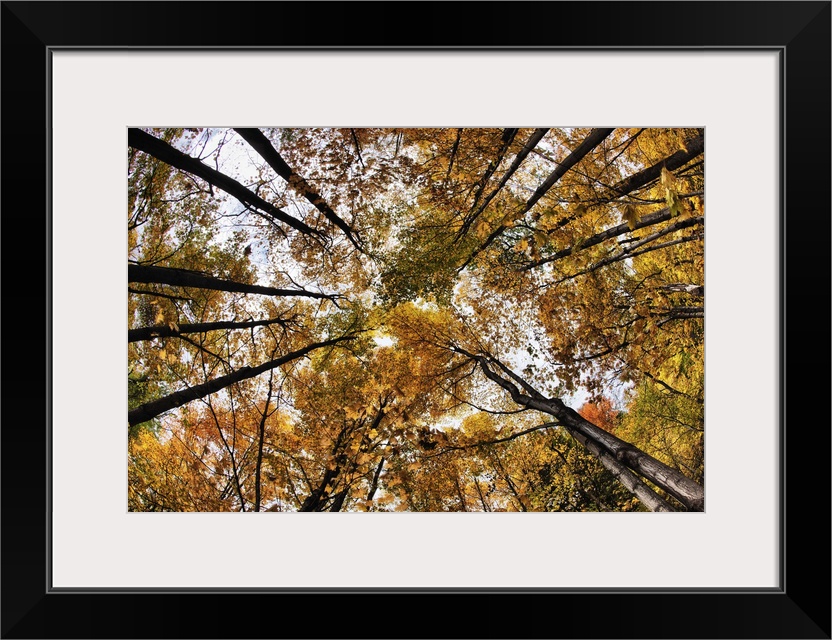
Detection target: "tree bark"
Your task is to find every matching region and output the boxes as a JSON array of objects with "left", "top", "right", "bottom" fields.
[
  {"left": 456, "top": 349, "right": 704, "bottom": 511},
  {"left": 253, "top": 371, "right": 275, "bottom": 512},
  {"left": 128, "top": 128, "right": 323, "bottom": 239},
  {"left": 523, "top": 206, "right": 680, "bottom": 271},
  {"left": 128, "top": 335, "right": 355, "bottom": 427},
  {"left": 525, "top": 128, "right": 615, "bottom": 212},
  {"left": 233, "top": 128, "right": 362, "bottom": 250},
  {"left": 128, "top": 264, "right": 335, "bottom": 300},
  {"left": 555, "top": 217, "right": 704, "bottom": 283},
  {"left": 607, "top": 134, "right": 704, "bottom": 198},
  {"left": 660, "top": 283, "right": 704, "bottom": 296},
  {"left": 128, "top": 317, "right": 291, "bottom": 343}
]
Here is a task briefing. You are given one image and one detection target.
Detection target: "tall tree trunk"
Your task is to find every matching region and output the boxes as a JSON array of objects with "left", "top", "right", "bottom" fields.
[
  {"left": 458, "top": 128, "right": 549, "bottom": 239},
  {"left": 522, "top": 206, "right": 679, "bottom": 271},
  {"left": 128, "top": 264, "right": 335, "bottom": 300},
  {"left": 468, "top": 127, "right": 518, "bottom": 211},
  {"left": 128, "top": 316, "right": 291, "bottom": 343},
  {"left": 462, "top": 128, "right": 615, "bottom": 268},
  {"left": 253, "top": 371, "right": 275, "bottom": 512},
  {"left": 128, "top": 128, "right": 323, "bottom": 239},
  {"left": 456, "top": 349, "right": 704, "bottom": 511},
  {"left": 607, "top": 134, "right": 704, "bottom": 198},
  {"left": 233, "top": 128, "right": 362, "bottom": 250},
  {"left": 128, "top": 335, "right": 355, "bottom": 427}
]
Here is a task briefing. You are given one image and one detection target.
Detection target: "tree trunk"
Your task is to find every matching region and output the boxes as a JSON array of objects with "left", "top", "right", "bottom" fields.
[
  {"left": 460, "top": 350, "right": 704, "bottom": 511},
  {"left": 462, "top": 128, "right": 614, "bottom": 268},
  {"left": 128, "top": 335, "right": 355, "bottom": 427},
  {"left": 233, "top": 128, "right": 361, "bottom": 250},
  {"left": 660, "top": 283, "right": 704, "bottom": 296},
  {"left": 469, "top": 127, "right": 518, "bottom": 211},
  {"left": 128, "top": 317, "right": 290, "bottom": 343},
  {"left": 607, "top": 134, "right": 704, "bottom": 198},
  {"left": 537, "top": 397, "right": 703, "bottom": 511},
  {"left": 128, "top": 128, "right": 323, "bottom": 239},
  {"left": 128, "top": 264, "right": 335, "bottom": 300},
  {"left": 523, "top": 206, "right": 679, "bottom": 271},
  {"left": 525, "top": 128, "right": 615, "bottom": 212},
  {"left": 459, "top": 128, "right": 549, "bottom": 238}
]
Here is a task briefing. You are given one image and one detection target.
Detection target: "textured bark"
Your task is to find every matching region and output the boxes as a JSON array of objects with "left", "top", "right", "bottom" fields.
[
  {"left": 128, "top": 264, "right": 335, "bottom": 300},
  {"left": 607, "top": 134, "right": 704, "bottom": 198},
  {"left": 233, "top": 128, "right": 361, "bottom": 250},
  {"left": 128, "top": 335, "right": 355, "bottom": 427},
  {"left": 457, "top": 349, "right": 704, "bottom": 511},
  {"left": 539, "top": 397, "right": 703, "bottom": 511},
  {"left": 566, "top": 426, "right": 676, "bottom": 512},
  {"left": 128, "top": 317, "right": 290, "bottom": 343},
  {"left": 128, "top": 128, "right": 322, "bottom": 238}
]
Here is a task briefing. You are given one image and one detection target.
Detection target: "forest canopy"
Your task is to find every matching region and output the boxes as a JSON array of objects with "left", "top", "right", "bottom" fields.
[{"left": 128, "top": 127, "right": 705, "bottom": 512}]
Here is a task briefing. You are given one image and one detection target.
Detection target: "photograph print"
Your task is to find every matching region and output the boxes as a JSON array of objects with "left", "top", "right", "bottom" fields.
[{"left": 127, "top": 127, "right": 705, "bottom": 513}]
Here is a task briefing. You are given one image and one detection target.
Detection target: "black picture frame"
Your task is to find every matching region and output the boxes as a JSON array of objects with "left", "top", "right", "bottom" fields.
[{"left": 2, "top": 2, "right": 829, "bottom": 638}]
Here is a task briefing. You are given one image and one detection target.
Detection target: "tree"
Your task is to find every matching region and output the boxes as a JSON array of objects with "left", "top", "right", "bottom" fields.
[{"left": 128, "top": 127, "right": 705, "bottom": 512}]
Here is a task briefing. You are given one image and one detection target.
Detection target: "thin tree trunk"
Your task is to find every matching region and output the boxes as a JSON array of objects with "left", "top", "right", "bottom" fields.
[
  {"left": 452, "top": 474, "right": 468, "bottom": 511},
  {"left": 366, "top": 457, "right": 385, "bottom": 502},
  {"left": 128, "top": 264, "right": 335, "bottom": 300},
  {"left": 473, "top": 478, "right": 490, "bottom": 511},
  {"left": 128, "top": 335, "right": 356, "bottom": 427},
  {"left": 253, "top": 371, "right": 275, "bottom": 512},
  {"left": 299, "top": 425, "right": 351, "bottom": 512},
  {"left": 468, "top": 127, "right": 518, "bottom": 212},
  {"left": 233, "top": 128, "right": 362, "bottom": 250},
  {"left": 522, "top": 206, "right": 678, "bottom": 271},
  {"left": 554, "top": 219, "right": 704, "bottom": 284},
  {"left": 129, "top": 316, "right": 290, "bottom": 343},
  {"left": 445, "top": 128, "right": 462, "bottom": 178},
  {"left": 128, "top": 128, "right": 323, "bottom": 239},
  {"left": 462, "top": 128, "right": 614, "bottom": 269},
  {"left": 350, "top": 128, "right": 365, "bottom": 169},
  {"left": 458, "top": 128, "right": 549, "bottom": 239}
]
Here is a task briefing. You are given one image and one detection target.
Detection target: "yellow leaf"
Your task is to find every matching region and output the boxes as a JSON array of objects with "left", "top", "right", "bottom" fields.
[
  {"left": 623, "top": 204, "right": 639, "bottom": 230},
  {"left": 660, "top": 166, "right": 676, "bottom": 189}
]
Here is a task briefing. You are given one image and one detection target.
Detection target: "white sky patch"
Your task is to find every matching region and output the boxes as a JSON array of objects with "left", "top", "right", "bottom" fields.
[{"left": 373, "top": 335, "right": 395, "bottom": 348}]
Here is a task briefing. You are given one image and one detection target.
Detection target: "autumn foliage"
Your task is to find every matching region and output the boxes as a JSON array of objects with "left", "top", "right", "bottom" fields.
[{"left": 128, "top": 127, "right": 705, "bottom": 512}]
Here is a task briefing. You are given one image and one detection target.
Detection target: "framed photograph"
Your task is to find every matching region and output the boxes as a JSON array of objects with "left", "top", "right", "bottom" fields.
[{"left": 2, "top": 1, "right": 829, "bottom": 638}]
